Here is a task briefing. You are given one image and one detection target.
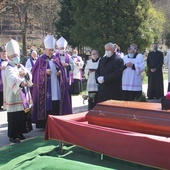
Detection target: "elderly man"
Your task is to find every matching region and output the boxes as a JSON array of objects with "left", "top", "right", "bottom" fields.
[
  {"left": 25, "top": 50, "right": 38, "bottom": 73},
  {"left": 4, "top": 39, "right": 33, "bottom": 143},
  {"left": 32, "top": 35, "right": 72, "bottom": 128},
  {"left": 95, "top": 43, "right": 124, "bottom": 102}
]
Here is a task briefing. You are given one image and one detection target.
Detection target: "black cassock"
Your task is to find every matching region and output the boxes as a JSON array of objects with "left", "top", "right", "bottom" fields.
[
  {"left": 95, "top": 53, "right": 124, "bottom": 103},
  {"left": 147, "top": 50, "right": 164, "bottom": 99}
]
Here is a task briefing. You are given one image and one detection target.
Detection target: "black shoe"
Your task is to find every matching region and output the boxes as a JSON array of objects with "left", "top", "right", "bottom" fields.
[
  {"left": 9, "top": 138, "right": 21, "bottom": 143},
  {"left": 18, "top": 134, "right": 26, "bottom": 140}
]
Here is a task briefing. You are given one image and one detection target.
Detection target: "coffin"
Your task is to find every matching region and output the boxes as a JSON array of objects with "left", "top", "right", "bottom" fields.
[
  {"left": 45, "top": 113, "right": 170, "bottom": 169},
  {"left": 86, "top": 100, "right": 170, "bottom": 137}
]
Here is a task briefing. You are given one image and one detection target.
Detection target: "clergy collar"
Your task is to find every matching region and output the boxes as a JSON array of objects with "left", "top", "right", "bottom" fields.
[
  {"left": 92, "top": 58, "right": 99, "bottom": 62},
  {"left": 31, "top": 57, "right": 37, "bottom": 61},
  {"left": 46, "top": 55, "right": 53, "bottom": 60},
  {"left": 1, "top": 58, "right": 8, "bottom": 61},
  {"left": 72, "top": 55, "right": 77, "bottom": 58}
]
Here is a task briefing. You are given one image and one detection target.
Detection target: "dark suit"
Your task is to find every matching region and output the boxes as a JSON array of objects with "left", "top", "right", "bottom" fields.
[{"left": 95, "top": 53, "right": 124, "bottom": 102}]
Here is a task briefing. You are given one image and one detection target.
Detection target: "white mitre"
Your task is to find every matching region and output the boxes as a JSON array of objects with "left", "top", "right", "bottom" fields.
[
  {"left": 44, "top": 34, "right": 56, "bottom": 49},
  {"left": 56, "top": 37, "right": 68, "bottom": 48},
  {"left": 5, "top": 39, "right": 20, "bottom": 56}
]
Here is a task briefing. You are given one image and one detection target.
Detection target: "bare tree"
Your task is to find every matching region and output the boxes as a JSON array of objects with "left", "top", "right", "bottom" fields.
[
  {"left": 31, "top": 0, "right": 60, "bottom": 36},
  {"left": 0, "top": 0, "right": 60, "bottom": 55}
]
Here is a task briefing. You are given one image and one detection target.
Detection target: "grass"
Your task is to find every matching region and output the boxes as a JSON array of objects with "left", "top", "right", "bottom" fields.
[{"left": 0, "top": 137, "right": 158, "bottom": 170}]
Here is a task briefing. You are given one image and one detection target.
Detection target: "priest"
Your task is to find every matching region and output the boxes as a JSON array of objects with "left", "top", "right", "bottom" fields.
[
  {"left": 32, "top": 35, "right": 72, "bottom": 128},
  {"left": 55, "top": 37, "right": 74, "bottom": 101},
  {"left": 0, "top": 47, "right": 8, "bottom": 109},
  {"left": 147, "top": 43, "right": 164, "bottom": 99},
  {"left": 4, "top": 39, "right": 33, "bottom": 143},
  {"left": 25, "top": 50, "right": 38, "bottom": 73}
]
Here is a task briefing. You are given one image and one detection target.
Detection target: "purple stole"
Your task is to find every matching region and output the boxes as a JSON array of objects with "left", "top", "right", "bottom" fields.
[
  {"left": 20, "top": 88, "right": 32, "bottom": 113},
  {"left": 32, "top": 54, "right": 72, "bottom": 122},
  {"left": 32, "top": 54, "right": 52, "bottom": 122},
  {"left": 64, "top": 53, "right": 71, "bottom": 87},
  {"left": 54, "top": 53, "right": 72, "bottom": 114},
  {"left": 0, "top": 60, "right": 3, "bottom": 91},
  {"left": 30, "top": 57, "right": 35, "bottom": 68}
]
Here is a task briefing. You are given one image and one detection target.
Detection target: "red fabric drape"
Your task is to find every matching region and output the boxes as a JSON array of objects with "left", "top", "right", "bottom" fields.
[{"left": 45, "top": 113, "right": 170, "bottom": 169}]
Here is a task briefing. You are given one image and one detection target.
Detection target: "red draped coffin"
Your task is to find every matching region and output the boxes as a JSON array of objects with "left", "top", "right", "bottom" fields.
[{"left": 45, "top": 100, "right": 170, "bottom": 169}]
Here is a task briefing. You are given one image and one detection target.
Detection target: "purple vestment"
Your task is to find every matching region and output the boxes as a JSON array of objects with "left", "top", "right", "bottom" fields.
[
  {"left": 31, "top": 54, "right": 72, "bottom": 123},
  {"left": 30, "top": 57, "right": 35, "bottom": 68}
]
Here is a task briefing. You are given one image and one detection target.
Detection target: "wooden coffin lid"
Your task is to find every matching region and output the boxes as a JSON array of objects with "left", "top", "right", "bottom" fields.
[{"left": 86, "top": 100, "right": 170, "bottom": 137}]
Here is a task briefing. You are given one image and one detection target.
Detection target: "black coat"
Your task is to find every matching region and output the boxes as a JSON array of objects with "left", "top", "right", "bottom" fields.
[
  {"left": 147, "top": 50, "right": 164, "bottom": 98},
  {"left": 95, "top": 53, "right": 124, "bottom": 102}
]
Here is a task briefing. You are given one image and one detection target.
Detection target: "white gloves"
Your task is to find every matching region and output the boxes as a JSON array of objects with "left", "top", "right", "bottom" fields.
[{"left": 97, "top": 76, "right": 104, "bottom": 84}]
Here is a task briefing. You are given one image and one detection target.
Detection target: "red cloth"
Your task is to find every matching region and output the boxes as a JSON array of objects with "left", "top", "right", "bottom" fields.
[
  {"left": 166, "top": 92, "right": 170, "bottom": 100},
  {"left": 45, "top": 113, "right": 170, "bottom": 169}
]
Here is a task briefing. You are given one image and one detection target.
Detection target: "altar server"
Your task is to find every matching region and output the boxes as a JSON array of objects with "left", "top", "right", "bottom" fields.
[
  {"left": 122, "top": 46, "right": 145, "bottom": 101},
  {"left": 70, "top": 49, "right": 84, "bottom": 95},
  {"left": 85, "top": 50, "right": 100, "bottom": 110}
]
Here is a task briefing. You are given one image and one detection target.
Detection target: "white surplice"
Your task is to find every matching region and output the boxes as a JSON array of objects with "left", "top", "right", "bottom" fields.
[{"left": 122, "top": 53, "right": 145, "bottom": 91}]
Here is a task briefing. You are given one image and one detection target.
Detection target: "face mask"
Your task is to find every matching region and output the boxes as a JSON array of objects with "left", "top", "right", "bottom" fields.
[
  {"left": 105, "top": 51, "right": 112, "bottom": 57},
  {"left": 73, "top": 54, "right": 77, "bottom": 58},
  {"left": 12, "top": 56, "right": 20, "bottom": 64},
  {"left": 59, "top": 50, "right": 65, "bottom": 55},
  {"left": 128, "top": 54, "right": 134, "bottom": 58}
]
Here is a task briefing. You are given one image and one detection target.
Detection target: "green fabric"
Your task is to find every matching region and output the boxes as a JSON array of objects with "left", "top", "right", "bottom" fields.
[{"left": 0, "top": 137, "right": 157, "bottom": 170}]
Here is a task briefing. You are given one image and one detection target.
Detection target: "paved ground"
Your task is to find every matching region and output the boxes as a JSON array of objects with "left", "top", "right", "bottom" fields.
[
  {"left": 0, "top": 81, "right": 168, "bottom": 148},
  {"left": 0, "top": 95, "right": 88, "bottom": 148}
]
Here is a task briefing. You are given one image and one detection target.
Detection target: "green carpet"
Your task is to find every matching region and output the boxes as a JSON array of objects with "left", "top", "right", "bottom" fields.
[{"left": 0, "top": 137, "right": 158, "bottom": 170}]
